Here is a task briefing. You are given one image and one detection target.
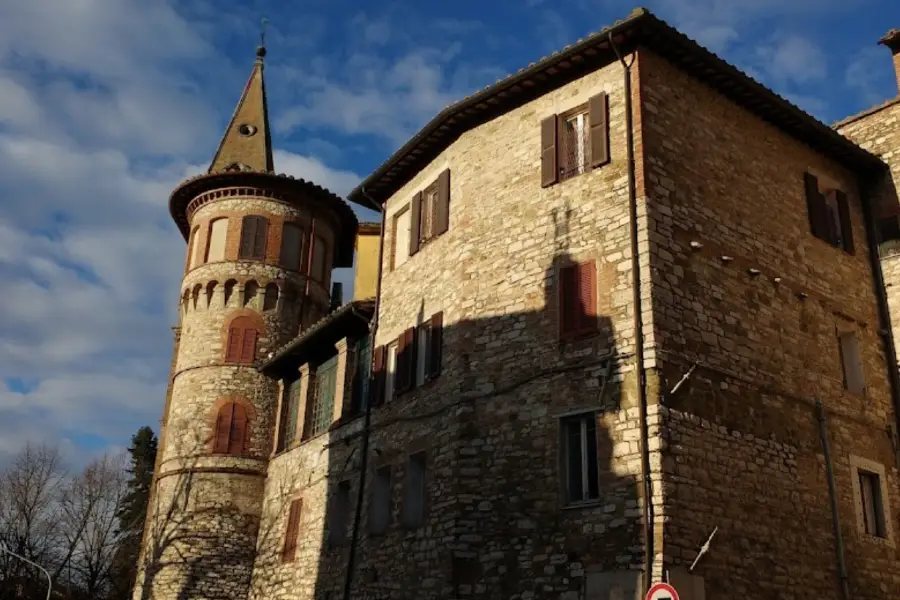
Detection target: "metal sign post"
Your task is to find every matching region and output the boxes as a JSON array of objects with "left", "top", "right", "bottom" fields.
[{"left": 0, "top": 542, "right": 53, "bottom": 600}]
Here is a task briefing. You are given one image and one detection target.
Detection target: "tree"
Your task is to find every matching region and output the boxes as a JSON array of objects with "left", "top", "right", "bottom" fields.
[{"left": 109, "top": 427, "right": 157, "bottom": 600}]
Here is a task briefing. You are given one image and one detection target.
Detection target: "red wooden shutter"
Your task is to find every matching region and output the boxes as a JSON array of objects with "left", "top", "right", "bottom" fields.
[
  {"left": 559, "top": 265, "right": 578, "bottom": 336},
  {"left": 240, "top": 328, "right": 258, "bottom": 363},
  {"left": 589, "top": 93, "right": 610, "bottom": 168},
  {"left": 409, "top": 192, "right": 423, "bottom": 256},
  {"left": 541, "top": 116, "right": 558, "bottom": 187},
  {"left": 434, "top": 170, "right": 451, "bottom": 236},
  {"left": 253, "top": 217, "right": 268, "bottom": 259},
  {"left": 282, "top": 498, "right": 303, "bottom": 562},
  {"left": 578, "top": 262, "right": 597, "bottom": 332},
  {"left": 239, "top": 217, "right": 257, "bottom": 258},
  {"left": 428, "top": 312, "right": 443, "bottom": 379},
  {"left": 371, "top": 346, "right": 386, "bottom": 406},
  {"left": 835, "top": 190, "right": 854, "bottom": 254},
  {"left": 214, "top": 403, "right": 234, "bottom": 453},
  {"left": 228, "top": 403, "right": 247, "bottom": 454},
  {"left": 226, "top": 326, "right": 242, "bottom": 362}
]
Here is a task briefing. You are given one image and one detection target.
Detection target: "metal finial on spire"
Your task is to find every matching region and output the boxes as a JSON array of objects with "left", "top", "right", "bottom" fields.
[{"left": 256, "top": 17, "right": 269, "bottom": 60}]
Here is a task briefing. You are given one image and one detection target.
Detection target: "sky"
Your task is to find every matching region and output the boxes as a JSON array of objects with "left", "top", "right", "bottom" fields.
[{"left": 1, "top": 0, "right": 899, "bottom": 469}]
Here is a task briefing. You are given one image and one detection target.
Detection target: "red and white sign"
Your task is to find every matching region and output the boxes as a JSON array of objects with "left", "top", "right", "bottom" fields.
[{"left": 646, "top": 582, "right": 680, "bottom": 600}]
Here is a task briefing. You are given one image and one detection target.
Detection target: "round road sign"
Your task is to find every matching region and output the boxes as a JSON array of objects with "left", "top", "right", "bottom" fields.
[{"left": 646, "top": 582, "right": 680, "bottom": 600}]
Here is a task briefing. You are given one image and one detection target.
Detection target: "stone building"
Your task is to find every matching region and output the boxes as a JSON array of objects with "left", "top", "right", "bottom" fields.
[{"left": 135, "top": 8, "right": 900, "bottom": 600}]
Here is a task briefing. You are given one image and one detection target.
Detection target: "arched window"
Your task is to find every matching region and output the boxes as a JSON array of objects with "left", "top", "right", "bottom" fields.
[
  {"left": 187, "top": 226, "right": 201, "bottom": 270},
  {"left": 263, "top": 283, "right": 279, "bottom": 311},
  {"left": 244, "top": 281, "right": 259, "bottom": 307},
  {"left": 311, "top": 235, "right": 328, "bottom": 281},
  {"left": 212, "top": 402, "right": 248, "bottom": 454},
  {"left": 279, "top": 223, "right": 304, "bottom": 270},
  {"left": 206, "top": 218, "right": 229, "bottom": 263},
  {"left": 191, "top": 284, "right": 202, "bottom": 310},
  {"left": 239, "top": 216, "right": 269, "bottom": 260},
  {"left": 226, "top": 316, "right": 259, "bottom": 364},
  {"left": 206, "top": 281, "right": 219, "bottom": 307}
]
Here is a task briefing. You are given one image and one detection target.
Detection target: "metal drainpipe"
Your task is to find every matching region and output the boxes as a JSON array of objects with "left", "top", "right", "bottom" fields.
[
  {"left": 609, "top": 33, "right": 653, "bottom": 592},
  {"left": 816, "top": 399, "right": 851, "bottom": 600},
  {"left": 342, "top": 190, "right": 386, "bottom": 600},
  {"left": 860, "top": 176, "right": 900, "bottom": 462}
]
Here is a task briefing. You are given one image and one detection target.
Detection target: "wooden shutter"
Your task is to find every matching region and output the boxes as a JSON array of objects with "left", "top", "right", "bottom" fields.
[
  {"left": 541, "top": 116, "right": 558, "bottom": 188},
  {"left": 397, "top": 331, "right": 410, "bottom": 393},
  {"left": 835, "top": 190, "right": 854, "bottom": 254},
  {"left": 240, "top": 328, "right": 258, "bottom": 363},
  {"left": 578, "top": 262, "right": 597, "bottom": 332},
  {"left": 434, "top": 170, "right": 451, "bottom": 236},
  {"left": 226, "top": 326, "right": 242, "bottom": 362},
  {"left": 804, "top": 173, "right": 827, "bottom": 239},
  {"left": 214, "top": 403, "right": 234, "bottom": 453},
  {"left": 253, "top": 217, "right": 268, "bottom": 259},
  {"left": 428, "top": 312, "right": 443, "bottom": 379},
  {"left": 282, "top": 499, "right": 303, "bottom": 562},
  {"left": 371, "top": 346, "right": 386, "bottom": 406},
  {"left": 409, "top": 192, "right": 423, "bottom": 256},
  {"left": 228, "top": 403, "right": 247, "bottom": 454},
  {"left": 239, "top": 217, "right": 257, "bottom": 258},
  {"left": 559, "top": 265, "right": 578, "bottom": 336},
  {"left": 589, "top": 93, "right": 610, "bottom": 168},
  {"left": 279, "top": 223, "right": 304, "bottom": 269}
]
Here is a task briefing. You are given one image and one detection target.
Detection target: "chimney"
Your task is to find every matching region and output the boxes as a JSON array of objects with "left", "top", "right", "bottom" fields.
[
  {"left": 352, "top": 222, "right": 382, "bottom": 301},
  {"left": 330, "top": 281, "right": 343, "bottom": 312},
  {"left": 880, "top": 29, "right": 900, "bottom": 95}
]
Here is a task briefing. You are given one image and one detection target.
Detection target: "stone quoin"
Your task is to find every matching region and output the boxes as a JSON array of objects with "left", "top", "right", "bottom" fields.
[{"left": 134, "top": 8, "right": 900, "bottom": 600}]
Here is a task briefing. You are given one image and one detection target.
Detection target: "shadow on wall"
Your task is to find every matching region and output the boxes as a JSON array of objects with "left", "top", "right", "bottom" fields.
[{"left": 256, "top": 210, "right": 647, "bottom": 600}]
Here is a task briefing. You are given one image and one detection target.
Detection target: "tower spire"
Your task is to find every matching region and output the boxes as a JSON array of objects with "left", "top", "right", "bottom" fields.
[{"left": 208, "top": 31, "right": 274, "bottom": 174}]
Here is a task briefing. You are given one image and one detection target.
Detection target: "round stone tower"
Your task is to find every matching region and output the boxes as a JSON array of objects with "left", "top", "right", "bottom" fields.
[{"left": 133, "top": 46, "right": 357, "bottom": 600}]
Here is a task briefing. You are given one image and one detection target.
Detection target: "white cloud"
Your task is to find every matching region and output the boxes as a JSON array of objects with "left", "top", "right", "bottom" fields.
[
  {"left": 274, "top": 151, "right": 362, "bottom": 198},
  {"left": 846, "top": 46, "right": 897, "bottom": 107},
  {"left": 757, "top": 34, "right": 827, "bottom": 84}
]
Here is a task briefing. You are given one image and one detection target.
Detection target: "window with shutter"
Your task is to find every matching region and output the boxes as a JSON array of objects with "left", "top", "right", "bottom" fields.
[
  {"left": 280, "top": 223, "right": 304, "bottom": 270},
  {"left": 239, "top": 216, "right": 269, "bottom": 260},
  {"left": 392, "top": 207, "right": 411, "bottom": 270},
  {"left": 560, "top": 412, "right": 601, "bottom": 504},
  {"left": 559, "top": 111, "right": 589, "bottom": 180},
  {"left": 282, "top": 498, "right": 303, "bottom": 562},
  {"left": 402, "top": 452, "right": 427, "bottom": 528},
  {"left": 804, "top": 174, "right": 854, "bottom": 254},
  {"left": 188, "top": 226, "right": 202, "bottom": 269},
  {"left": 352, "top": 335, "right": 372, "bottom": 413},
  {"left": 559, "top": 261, "right": 598, "bottom": 340},
  {"left": 304, "top": 355, "right": 338, "bottom": 439},
  {"left": 415, "top": 324, "right": 431, "bottom": 388},
  {"left": 311, "top": 235, "right": 328, "bottom": 281},
  {"left": 212, "top": 402, "right": 249, "bottom": 455},
  {"left": 427, "top": 312, "right": 443, "bottom": 380},
  {"left": 226, "top": 316, "right": 260, "bottom": 364},
  {"left": 395, "top": 328, "right": 416, "bottom": 395},
  {"left": 280, "top": 378, "right": 302, "bottom": 450},
  {"left": 543, "top": 96, "right": 609, "bottom": 187}
]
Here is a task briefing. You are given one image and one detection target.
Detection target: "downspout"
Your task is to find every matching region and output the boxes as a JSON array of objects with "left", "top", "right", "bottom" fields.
[
  {"left": 816, "top": 399, "right": 851, "bottom": 600},
  {"left": 343, "top": 190, "right": 386, "bottom": 600},
  {"left": 609, "top": 33, "right": 653, "bottom": 592},
  {"left": 860, "top": 175, "right": 900, "bottom": 463}
]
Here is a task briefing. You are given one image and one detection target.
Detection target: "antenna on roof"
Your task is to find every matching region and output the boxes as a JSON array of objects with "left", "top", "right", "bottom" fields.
[{"left": 257, "top": 17, "right": 269, "bottom": 60}]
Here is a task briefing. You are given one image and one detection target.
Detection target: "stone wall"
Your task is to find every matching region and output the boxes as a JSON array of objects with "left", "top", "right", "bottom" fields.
[{"left": 639, "top": 49, "right": 900, "bottom": 598}]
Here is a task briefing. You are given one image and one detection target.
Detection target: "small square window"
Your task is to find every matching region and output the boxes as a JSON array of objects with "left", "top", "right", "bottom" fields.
[
  {"left": 560, "top": 412, "right": 600, "bottom": 504},
  {"left": 850, "top": 455, "right": 894, "bottom": 546}
]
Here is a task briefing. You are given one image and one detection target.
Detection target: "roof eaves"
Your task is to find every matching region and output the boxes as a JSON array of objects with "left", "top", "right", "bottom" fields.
[{"left": 832, "top": 96, "right": 900, "bottom": 130}]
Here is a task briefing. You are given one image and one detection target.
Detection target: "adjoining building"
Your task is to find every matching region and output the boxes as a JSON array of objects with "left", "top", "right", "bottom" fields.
[{"left": 135, "top": 8, "right": 900, "bottom": 600}]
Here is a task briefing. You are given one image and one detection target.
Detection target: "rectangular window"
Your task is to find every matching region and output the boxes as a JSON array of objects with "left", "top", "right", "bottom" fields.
[
  {"left": 560, "top": 111, "right": 589, "bottom": 180},
  {"left": 393, "top": 207, "right": 411, "bottom": 269},
  {"left": 839, "top": 332, "right": 865, "bottom": 395},
  {"left": 281, "top": 498, "right": 303, "bottom": 563},
  {"left": 370, "top": 466, "right": 392, "bottom": 534},
  {"left": 385, "top": 343, "right": 398, "bottom": 402},
  {"left": 419, "top": 184, "right": 437, "bottom": 244},
  {"left": 239, "top": 215, "right": 269, "bottom": 260},
  {"left": 352, "top": 335, "right": 371, "bottom": 413},
  {"left": 189, "top": 227, "right": 202, "bottom": 269},
  {"left": 561, "top": 413, "right": 600, "bottom": 504},
  {"left": 804, "top": 173, "right": 854, "bottom": 254},
  {"left": 415, "top": 324, "right": 431, "bottom": 387},
  {"left": 305, "top": 355, "right": 338, "bottom": 439},
  {"left": 402, "top": 452, "right": 427, "bottom": 528},
  {"left": 559, "top": 261, "right": 597, "bottom": 339},
  {"left": 206, "top": 218, "right": 229, "bottom": 263},
  {"left": 279, "top": 378, "right": 302, "bottom": 451},
  {"left": 311, "top": 235, "right": 328, "bottom": 281},
  {"left": 859, "top": 471, "right": 887, "bottom": 538},
  {"left": 329, "top": 480, "right": 352, "bottom": 545},
  {"left": 280, "top": 223, "right": 304, "bottom": 270}
]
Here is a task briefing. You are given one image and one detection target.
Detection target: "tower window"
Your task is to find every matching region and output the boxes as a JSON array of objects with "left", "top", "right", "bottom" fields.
[
  {"left": 226, "top": 316, "right": 259, "bottom": 364},
  {"left": 263, "top": 283, "right": 279, "bottom": 311},
  {"left": 206, "top": 218, "right": 229, "bottom": 263},
  {"left": 311, "top": 235, "right": 328, "bottom": 282},
  {"left": 239, "top": 215, "right": 269, "bottom": 260},
  {"left": 212, "top": 402, "right": 248, "bottom": 455},
  {"left": 188, "top": 226, "right": 202, "bottom": 269},
  {"left": 280, "top": 223, "right": 305, "bottom": 270}
]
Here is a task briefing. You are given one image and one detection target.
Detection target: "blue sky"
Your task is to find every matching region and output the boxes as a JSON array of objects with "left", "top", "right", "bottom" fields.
[{"left": 1, "top": 0, "right": 899, "bottom": 467}]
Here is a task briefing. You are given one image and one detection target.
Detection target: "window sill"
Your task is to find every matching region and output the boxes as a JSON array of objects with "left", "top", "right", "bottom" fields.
[
  {"left": 559, "top": 329, "right": 599, "bottom": 344},
  {"left": 857, "top": 531, "right": 895, "bottom": 549},
  {"left": 561, "top": 499, "right": 604, "bottom": 511}
]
